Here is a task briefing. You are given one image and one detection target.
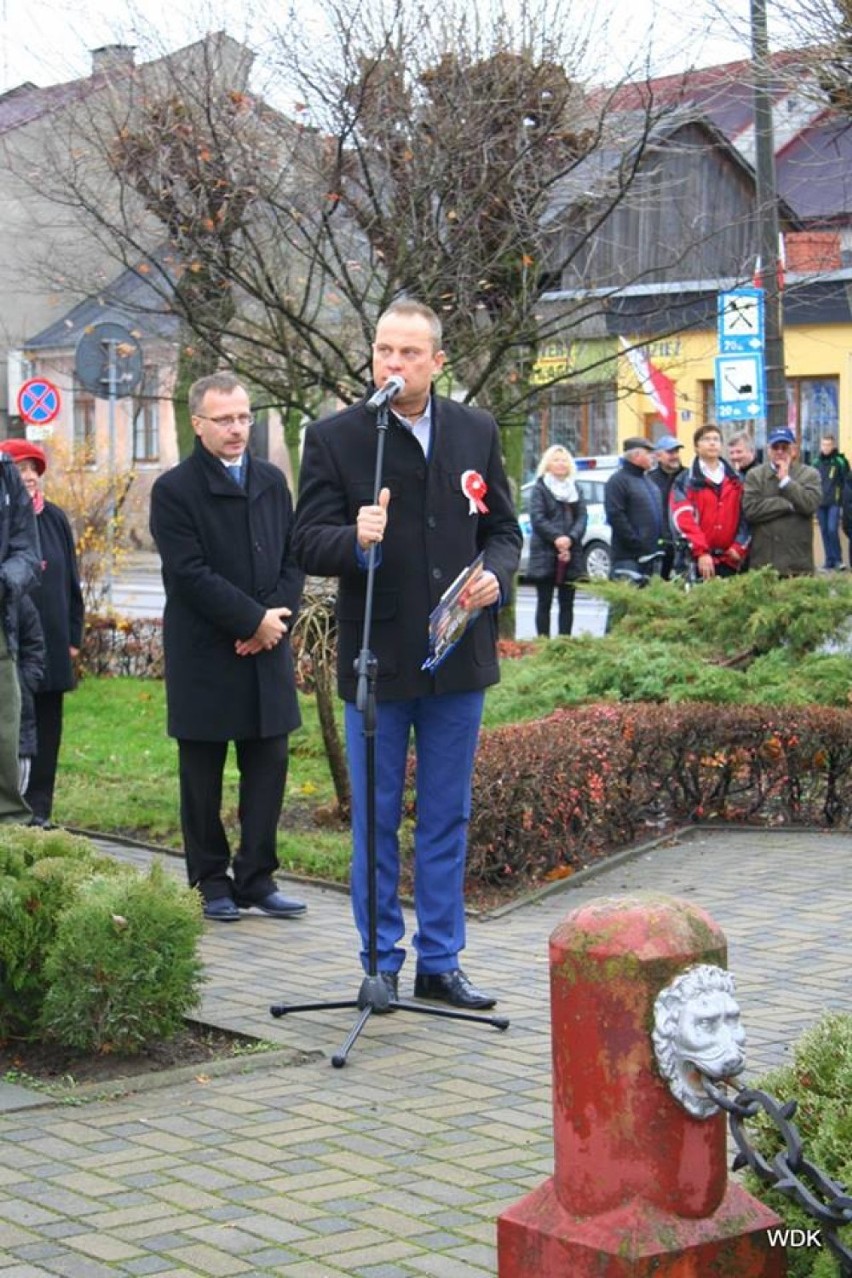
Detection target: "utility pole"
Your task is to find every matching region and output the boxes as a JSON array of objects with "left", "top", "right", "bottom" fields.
[{"left": 751, "top": 0, "right": 787, "bottom": 435}]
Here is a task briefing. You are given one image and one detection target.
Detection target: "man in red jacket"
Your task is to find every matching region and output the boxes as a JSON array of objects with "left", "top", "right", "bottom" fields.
[{"left": 670, "top": 424, "right": 750, "bottom": 580}]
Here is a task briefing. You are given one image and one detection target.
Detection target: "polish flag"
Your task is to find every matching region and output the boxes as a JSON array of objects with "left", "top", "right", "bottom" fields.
[
  {"left": 619, "top": 337, "right": 677, "bottom": 431},
  {"left": 753, "top": 233, "right": 786, "bottom": 291}
]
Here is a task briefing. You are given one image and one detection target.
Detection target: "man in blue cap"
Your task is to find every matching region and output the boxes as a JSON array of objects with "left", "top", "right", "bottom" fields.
[
  {"left": 742, "top": 427, "right": 821, "bottom": 575},
  {"left": 649, "top": 434, "right": 686, "bottom": 579}
]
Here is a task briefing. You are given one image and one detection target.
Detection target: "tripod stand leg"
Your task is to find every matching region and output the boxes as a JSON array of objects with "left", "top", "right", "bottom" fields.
[
  {"left": 331, "top": 1004, "right": 374, "bottom": 1068},
  {"left": 270, "top": 999, "right": 361, "bottom": 1017},
  {"left": 393, "top": 999, "right": 510, "bottom": 1029}
]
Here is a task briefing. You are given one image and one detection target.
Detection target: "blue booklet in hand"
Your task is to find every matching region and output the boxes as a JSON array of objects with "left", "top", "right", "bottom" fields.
[{"left": 421, "top": 552, "right": 486, "bottom": 673}]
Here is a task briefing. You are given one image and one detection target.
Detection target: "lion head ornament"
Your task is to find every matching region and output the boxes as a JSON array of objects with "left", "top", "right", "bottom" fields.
[{"left": 652, "top": 964, "right": 747, "bottom": 1118}]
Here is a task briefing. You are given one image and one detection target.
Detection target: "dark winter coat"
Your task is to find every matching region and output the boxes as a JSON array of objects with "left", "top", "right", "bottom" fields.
[
  {"left": 149, "top": 440, "right": 303, "bottom": 741},
  {"left": 604, "top": 460, "right": 664, "bottom": 566},
  {"left": 293, "top": 392, "right": 522, "bottom": 702},
  {"left": 648, "top": 463, "right": 685, "bottom": 507},
  {"left": 814, "top": 450, "right": 849, "bottom": 508},
  {"left": 0, "top": 453, "right": 41, "bottom": 656},
  {"left": 31, "top": 501, "right": 84, "bottom": 692},
  {"left": 527, "top": 477, "right": 588, "bottom": 582},
  {"left": 842, "top": 472, "right": 852, "bottom": 535},
  {"left": 742, "top": 460, "right": 822, "bottom": 575},
  {"left": 16, "top": 595, "right": 45, "bottom": 757}
]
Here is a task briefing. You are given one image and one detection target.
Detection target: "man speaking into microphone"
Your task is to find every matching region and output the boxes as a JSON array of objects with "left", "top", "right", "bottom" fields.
[{"left": 293, "top": 299, "right": 521, "bottom": 1007}]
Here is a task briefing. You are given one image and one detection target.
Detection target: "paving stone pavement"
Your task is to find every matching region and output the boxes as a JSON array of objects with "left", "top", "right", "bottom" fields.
[{"left": 0, "top": 826, "right": 850, "bottom": 1276}]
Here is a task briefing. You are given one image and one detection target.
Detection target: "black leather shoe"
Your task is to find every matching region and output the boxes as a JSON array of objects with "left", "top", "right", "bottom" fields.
[
  {"left": 203, "top": 896, "right": 240, "bottom": 922},
  {"left": 237, "top": 890, "right": 307, "bottom": 918},
  {"left": 379, "top": 971, "right": 399, "bottom": 1001},
  {"left": 413, "top": 968, "right": 496, "bottom": 1010}
]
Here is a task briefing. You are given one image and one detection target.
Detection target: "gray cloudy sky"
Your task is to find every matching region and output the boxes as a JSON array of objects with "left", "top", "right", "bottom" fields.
[{"left": 0, "top": 0, "right": 772, "bottom": 99}]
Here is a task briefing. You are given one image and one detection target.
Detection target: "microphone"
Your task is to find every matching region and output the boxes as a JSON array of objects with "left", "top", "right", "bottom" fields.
[{"left": 366, "top": 374, "right": 405, "bottom": 414}]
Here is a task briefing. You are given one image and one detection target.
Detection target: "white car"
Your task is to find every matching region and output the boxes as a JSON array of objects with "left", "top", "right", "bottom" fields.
[{"left": 518, "top": 456, "right": 618, "bottom": 581}]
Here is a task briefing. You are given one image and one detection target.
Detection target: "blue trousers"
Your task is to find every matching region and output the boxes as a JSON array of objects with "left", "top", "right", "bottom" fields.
[
  {"left": 817, "top": 505, "right": 842, "bottom": 569},
  {"left": 345, "top": 690, "right": 485, "bottom": 975}
]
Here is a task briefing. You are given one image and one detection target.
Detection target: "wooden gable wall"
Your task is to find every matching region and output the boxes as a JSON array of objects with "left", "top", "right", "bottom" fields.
[{"left": 553, "top": 122, "right": 767, "bottom": 291}]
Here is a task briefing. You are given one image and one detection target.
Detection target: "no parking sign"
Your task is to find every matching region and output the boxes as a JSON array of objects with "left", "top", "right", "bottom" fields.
[{"left": 17, "top": 378, "right": 61, "bottom": 426}]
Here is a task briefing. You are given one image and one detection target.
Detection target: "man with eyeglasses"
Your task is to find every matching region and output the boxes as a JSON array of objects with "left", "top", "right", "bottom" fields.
[
  {"left": 150, "top": 372, "right": 306, "bottom": 922},
  {"left": 742, "top": 426, "right": 821, "bottom": 576}
]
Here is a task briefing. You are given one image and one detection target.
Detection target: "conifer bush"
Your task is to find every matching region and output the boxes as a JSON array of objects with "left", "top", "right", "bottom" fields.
[
  {"left": 0, "top": 827, "right": 204, "bottom": 1052},
  {"left": 0, "top": 827, "right": 118, "bottom": 1037},
  {"left": 39, "top": 861, "right": 203, "bottom": 1053},
  {"left": 743, "top": 1013, "right": 852, "bottom": 1277}
]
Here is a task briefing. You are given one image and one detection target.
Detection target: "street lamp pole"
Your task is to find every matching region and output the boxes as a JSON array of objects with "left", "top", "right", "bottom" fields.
[{"left": 751, "top": 0, "right": 787, "bottom": 435}]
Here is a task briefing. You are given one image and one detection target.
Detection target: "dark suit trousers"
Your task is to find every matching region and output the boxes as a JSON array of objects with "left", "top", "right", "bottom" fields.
[{"left": 178, "top": 736, "right": 289, "bottom": 902}]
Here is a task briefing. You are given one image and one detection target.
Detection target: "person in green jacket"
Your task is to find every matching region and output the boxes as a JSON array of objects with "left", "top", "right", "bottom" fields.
[
  {"left": 742, "top": 428, "right": 822, "bottom": 576},
  {"left": 814, "top": 433, "right": 849, "bottom": 570}
]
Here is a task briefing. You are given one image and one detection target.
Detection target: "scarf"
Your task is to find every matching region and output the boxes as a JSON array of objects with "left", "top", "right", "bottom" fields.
[
  {"left": 32, "top": 490, "right": 45, "bottom": 515},
  {"left": 543, "top": 472, "right": 579, "bottom": 503}
]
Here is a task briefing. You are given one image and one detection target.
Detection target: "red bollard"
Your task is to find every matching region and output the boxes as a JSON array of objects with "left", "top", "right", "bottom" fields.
[{"left": 498, "top": 893, "right": 786, "bottom": 1276}]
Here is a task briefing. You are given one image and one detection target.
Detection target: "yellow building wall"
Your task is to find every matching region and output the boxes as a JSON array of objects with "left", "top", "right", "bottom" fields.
[{"left": 616, "top": 322, "right": 852, "bottom": 458}]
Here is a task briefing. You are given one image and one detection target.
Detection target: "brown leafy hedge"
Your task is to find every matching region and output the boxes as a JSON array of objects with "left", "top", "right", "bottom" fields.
[
  {"left": 466, "top": 704, "right": 852, "bottom": 889},
  {"left": 80, "top": 616, "right": 164, "bottom": 678}
]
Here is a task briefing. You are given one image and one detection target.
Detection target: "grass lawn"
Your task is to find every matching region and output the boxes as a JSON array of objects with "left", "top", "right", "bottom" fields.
[
  {"left": 58, "top": 677, "right": 353, "bottom": 884},
  {"left": 55, "top": 658, "right": 550, "bottom": 887}
]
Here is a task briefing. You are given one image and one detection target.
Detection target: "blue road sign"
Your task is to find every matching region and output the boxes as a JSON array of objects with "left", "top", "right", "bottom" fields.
[
  {"left": 718, "top": 288, "right": 765, "bottom": 353},
  {"left": 714, "top": 353, "right": 766, "bottom": 421},
  {"left": 17, "top": 378, "right": 61, "bottom": 425}
]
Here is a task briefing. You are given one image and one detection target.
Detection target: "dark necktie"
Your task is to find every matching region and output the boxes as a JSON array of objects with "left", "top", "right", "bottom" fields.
[{"left": 227, "top": 462, "right": 244, "bottom": 488}]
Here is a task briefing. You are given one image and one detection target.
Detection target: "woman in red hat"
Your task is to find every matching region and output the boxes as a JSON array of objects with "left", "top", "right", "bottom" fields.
[{"left": 3, "top": 440, "right": 83, "bottom": 826}]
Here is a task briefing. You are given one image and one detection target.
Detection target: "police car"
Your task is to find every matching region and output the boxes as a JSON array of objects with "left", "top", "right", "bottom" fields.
[{"left": 518, "top": 455, "right": 618, "bottom": 581}]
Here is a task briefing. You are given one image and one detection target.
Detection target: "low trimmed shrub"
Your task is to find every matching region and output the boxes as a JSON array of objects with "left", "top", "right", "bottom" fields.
[
  {"left": 79, "top": 615, "right": 164, "bottom": 679},
  {"left": 466, "top": 704, "right": 852, "bottom": 889}
]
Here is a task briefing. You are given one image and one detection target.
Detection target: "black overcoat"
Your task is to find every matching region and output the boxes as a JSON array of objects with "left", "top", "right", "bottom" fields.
[
  {"left": 527, "top": 477, "right": 588, "bottom": 582},
  {"left": 0, "top": 454, "right": 41, "bottom": 656},
  {"left": 32, "top": 501, "right": 84, "bottom": 692},
  {"left": 293, "top": 393, "right": 522, "bottom": 702},
  {"left": 150, "top": 441, "right": 303, "bottom": 741},
  {"left": 17, "top": 595, "right": 45, "bottom": 757},
  {"left": 604, "top": 461, "right": 664, "bottom": 563}
]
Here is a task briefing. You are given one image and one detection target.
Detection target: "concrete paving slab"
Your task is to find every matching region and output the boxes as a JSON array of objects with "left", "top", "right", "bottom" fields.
[{"left": 0, "top": 826, "right": 849, "bottom": 1275}]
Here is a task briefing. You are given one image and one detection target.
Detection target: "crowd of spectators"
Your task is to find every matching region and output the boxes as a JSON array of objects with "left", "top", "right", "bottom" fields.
[{"left": 600, "top": 424, "right": 832, "bottom": 589}]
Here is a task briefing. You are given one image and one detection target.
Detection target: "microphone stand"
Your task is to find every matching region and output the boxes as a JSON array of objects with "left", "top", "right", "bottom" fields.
[{"left": 270, "top": 396, "right": 510, "bottom": 1067}]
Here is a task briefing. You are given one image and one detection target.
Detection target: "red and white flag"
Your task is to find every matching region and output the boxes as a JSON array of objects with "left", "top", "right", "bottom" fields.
[
  {"left": 753, "top": 233, "right": 786, "bottom": 291},
  {"left": 619, "top": 337, "right": 677, "bottom": 431}
]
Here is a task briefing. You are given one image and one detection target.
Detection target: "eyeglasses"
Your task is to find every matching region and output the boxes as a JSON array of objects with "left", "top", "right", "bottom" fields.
[{"left": 195, "top": 413, "right": 254, "bottom": 428}]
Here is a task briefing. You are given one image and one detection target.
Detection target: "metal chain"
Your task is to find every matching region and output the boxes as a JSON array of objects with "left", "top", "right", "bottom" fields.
[{"left": 700, "top": 1074, "right": 852, "bottom": 1273}]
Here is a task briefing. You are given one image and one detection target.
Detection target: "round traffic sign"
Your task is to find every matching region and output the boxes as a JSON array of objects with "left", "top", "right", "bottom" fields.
[
  {"left": 17, "top": 378, "right": 61, "bottom": 426},
  {"left": 75, "top": 323, "right": 143, "bottom": 400}
]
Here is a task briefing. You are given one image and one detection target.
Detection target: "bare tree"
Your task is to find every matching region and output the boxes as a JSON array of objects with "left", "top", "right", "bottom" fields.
[
  {"left": 3, "top": 11, "right": 678, "bottom": 430},
  {"left": 2, "top": 3, "right": 768, "bottom": 476},
  {"left": 772, "top": 0, "right": 852, "bottom": 108}
]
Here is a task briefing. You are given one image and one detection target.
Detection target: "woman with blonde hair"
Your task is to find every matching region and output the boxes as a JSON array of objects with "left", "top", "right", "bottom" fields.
[{"left": 528, "top": 444, "right": 588, "bottom": 637}]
